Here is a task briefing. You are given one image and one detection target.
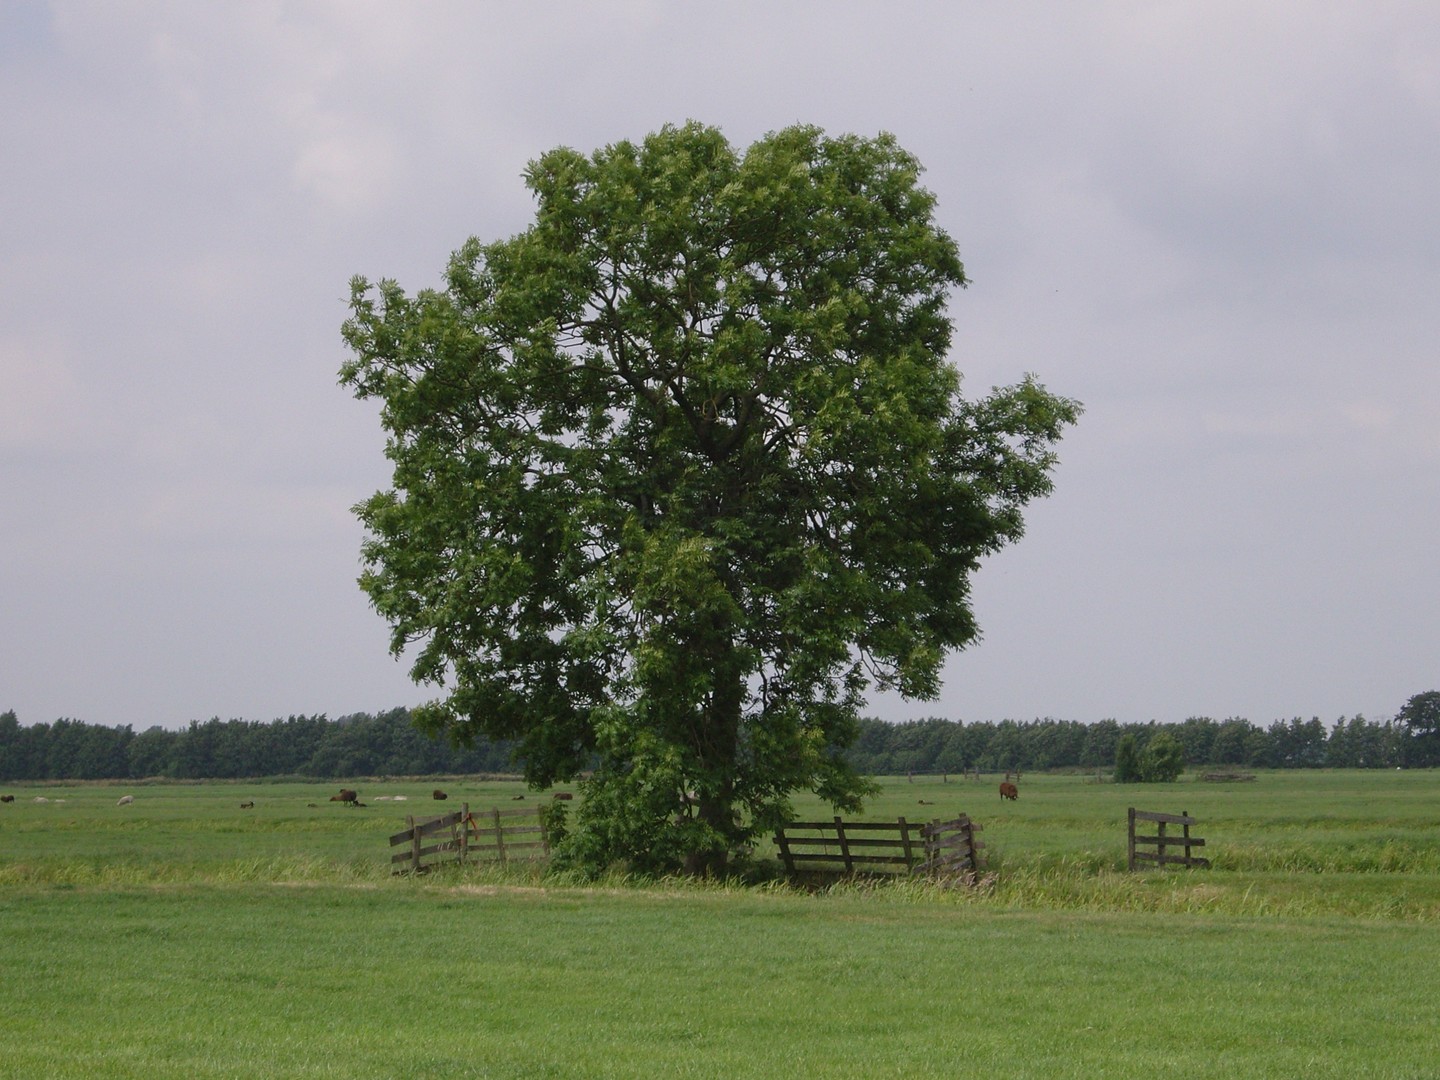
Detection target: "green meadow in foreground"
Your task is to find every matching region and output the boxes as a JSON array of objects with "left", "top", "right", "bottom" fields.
[
  {"left": 1, "top": 881, "right": 1436, "bottom": 1079},
  {"left": 1, "top": 770, "right": 1438, "bottom": 1077}
]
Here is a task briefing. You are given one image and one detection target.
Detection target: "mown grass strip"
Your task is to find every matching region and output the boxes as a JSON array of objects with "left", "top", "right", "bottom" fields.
[{"left": 1, "top": 883, "right": 1435, "bottom": 1079}]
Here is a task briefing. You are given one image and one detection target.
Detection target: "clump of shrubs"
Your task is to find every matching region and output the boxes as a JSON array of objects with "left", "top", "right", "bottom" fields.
[{"left": 1113, "top": 732, "right": 1185, "bottom": 783}]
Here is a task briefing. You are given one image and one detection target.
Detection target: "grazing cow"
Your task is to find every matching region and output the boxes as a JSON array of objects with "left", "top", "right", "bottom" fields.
[
  {"left": 511, "top": 794, "right": 525, "bottom": 800},
  {"left": 329, "top": 788, "right": 359, "bottom": 805},
  {"left": 432, "top": 789, "right": 448, "bottom": 801},
  {"left": 552, "top": 792, "right": 574, "bottom": 801},
  {"left": 116, "top": 795, "right": 135, "bottom": 806},
  {"left": 0, "top": 794, "right": 13, "bottom": 803},
  {"left": 999, "top": 782, "right": 1018, "bottom": 801},
  {"left": 240, "top": 801, "right": 254, "bottom": 809},
  {"left": 918, "top": 799, "right": 934, "bottom": 805}
]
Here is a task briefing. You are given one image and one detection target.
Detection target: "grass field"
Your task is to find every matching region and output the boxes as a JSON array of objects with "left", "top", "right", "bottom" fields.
[{"left": 2, "top": 770, "right": 1438, "bottom": 1077}]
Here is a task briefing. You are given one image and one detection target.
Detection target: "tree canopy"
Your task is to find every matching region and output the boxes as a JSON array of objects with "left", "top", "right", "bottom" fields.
[
  {"left": 1396, "top": 691, "right": 1440, "bottom": 766},
  {"left": 340, "top": 122, "right": 1080, "bottom": 873}
]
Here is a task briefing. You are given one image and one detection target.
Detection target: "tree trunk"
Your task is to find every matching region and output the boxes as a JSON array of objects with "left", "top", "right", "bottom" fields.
[{"left": 684, "top": 642, "right": 744, "bottom": 877}]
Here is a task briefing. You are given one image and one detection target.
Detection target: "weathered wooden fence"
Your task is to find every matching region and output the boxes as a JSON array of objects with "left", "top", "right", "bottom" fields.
[
  {"left": 773, "top": 815, "right": 984, "bottom": 878},
  {"left": 390, "top": 803, "right": 550, "bottom": 874},
  {"left": 1127, "top": 807, "right": 1210, "bottom": 870},
  {"left": 918, "top": 815, "right": 986, "bottom": 878}
]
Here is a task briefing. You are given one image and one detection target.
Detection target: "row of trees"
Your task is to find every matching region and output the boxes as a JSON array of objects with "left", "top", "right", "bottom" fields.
[
  {"left": 4, "top": 698, "right": 1436, "bottom": 783},
  {"left": 847, "top": 710, "right": 1433, "bottom": 776},
  {"left": 0, "top": 709, "right": 516, "bottom": 783}
]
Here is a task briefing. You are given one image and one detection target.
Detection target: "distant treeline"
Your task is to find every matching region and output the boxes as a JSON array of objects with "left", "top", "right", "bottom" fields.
[
  {"left": 0, "top": 708, "right": 516, "bottom": 782},
  {"left": 0, "top": 707, "right": 1418, "bottom": 783},
  {"left": 847, "top": 714, "right": 1410, "bottom": 775}
]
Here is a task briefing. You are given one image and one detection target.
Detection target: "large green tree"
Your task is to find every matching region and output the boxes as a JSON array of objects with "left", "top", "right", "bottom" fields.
[
  {"left": 340, "top": 122, "right": 1079, "bottom": 874},
  {"left": 1396, "top": 691, "right": 1440, "bottom": 767}
]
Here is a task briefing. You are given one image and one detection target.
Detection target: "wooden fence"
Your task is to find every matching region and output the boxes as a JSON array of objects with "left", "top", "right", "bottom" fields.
[
  {"left": 918, "top": 816, "right": 986, "bottom": 878},
  {"left": 1127, "top": 807, "right": 1210, "bottom": 870},
  {"left": 389, "top": 803, "right": 550, "bottom": 874},
  {"left": 773, "top": 815, "right": 985, "bottom": 878}
]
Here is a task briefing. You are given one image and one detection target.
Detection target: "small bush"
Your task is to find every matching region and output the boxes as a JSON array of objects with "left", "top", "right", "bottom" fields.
[{"left": 1142, "top": 733, "right": 1185, "bottom": 782}]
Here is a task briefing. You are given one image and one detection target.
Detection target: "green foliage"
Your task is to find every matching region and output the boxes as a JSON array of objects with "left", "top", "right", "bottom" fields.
[
  {"left": 1139, "top": 731, "right": 1185, "bottom": 782},
  {"left": 0, "top": 709, "right": 516, "bottom": 781},
  {"left": 537, "top": 797, "right": 569, "bottom": 852},
  {"left": 1113, "top": 733, "right": 1142, "bottom": 783},
  {"left": 340, "top": 122, "right": 1079, "bottom": 874},
  {"left": 0, "top": 708, "right": 1416, "bottom": 784},
  {"left": 1397, "top": 690, "right": 1440, "bottom": 767},
  {"left": 844, "top": 714, "right": 1408, "bottom": 777}
]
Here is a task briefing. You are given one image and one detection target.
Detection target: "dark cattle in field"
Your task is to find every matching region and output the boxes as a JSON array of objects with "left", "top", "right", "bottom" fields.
[
  {"left": 432, "top": 789, "right": 448, "bottom": 800},
  {"left": 999, "top": 782, "right": 1019, "bottom": 801},
  {"left": 552, "top": 792, "right": 573, "bottom": 801},
  {"left": 240, "top": 801, "right": 254, "bottom": 809},
  {"left": 0, "top": 795, "right": 13, "bottom": 803},
  {"left": 330, "top": 788, "right": 358, "bottom": 805}
]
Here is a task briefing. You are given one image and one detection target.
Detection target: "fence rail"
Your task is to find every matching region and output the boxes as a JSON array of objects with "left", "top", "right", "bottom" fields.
[
  {"left": 918, "top": 816, "right": 986, "bottom": 878},
  {"left": 389, "top": 803, "right": 550, "bottom": 874},
  {"left": 1127, "top": 807, "right": 1210, "bottom": 870},
  {"left": 774, "top": 815, "right": 984, "bottom": 878}
]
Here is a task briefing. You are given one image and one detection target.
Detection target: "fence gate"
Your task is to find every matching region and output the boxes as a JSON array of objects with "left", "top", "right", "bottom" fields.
[
  {"left": 1127, "top": 808, "right": 1210, "bottom": 870},
  {"left": 389, "top": 802, "right": 551, "bottom": 874},
  {"left": 919, "top": 815, "right": 986, "bottom": 878},
  {"left": 773, "top": 814, "right": 985, "bottom": 878}
]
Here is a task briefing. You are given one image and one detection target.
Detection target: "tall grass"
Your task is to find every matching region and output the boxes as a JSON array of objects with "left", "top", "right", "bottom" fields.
[{"left": 3, "top": 770, "right": 1439, "bottom": 918}]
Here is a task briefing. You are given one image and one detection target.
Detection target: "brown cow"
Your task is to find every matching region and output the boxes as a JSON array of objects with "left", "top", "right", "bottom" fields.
[
  {"left": 999, "top": 782, "right": 1019, "bottom": 801},
  {"left": 330, "top": 788, "right": 358, "bottom": 805},
  {"left": 240, "top": 801, "right": 254, "bottom": 809},
  {"left": 432, "top": 789, "right": 448, "bottom": 800},
  {"left": 0, "top": 795, "right": 14, "bottom": 803}
]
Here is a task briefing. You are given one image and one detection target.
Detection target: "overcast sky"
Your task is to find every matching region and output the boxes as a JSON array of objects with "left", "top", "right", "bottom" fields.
[{"left": 3, "top": 2, "right": 1436, "bottom": 732}]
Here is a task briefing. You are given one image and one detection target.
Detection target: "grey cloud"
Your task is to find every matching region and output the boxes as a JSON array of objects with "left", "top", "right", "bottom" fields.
[{"left": 3, "top": 1, "right": 1435, "bottom": 730}]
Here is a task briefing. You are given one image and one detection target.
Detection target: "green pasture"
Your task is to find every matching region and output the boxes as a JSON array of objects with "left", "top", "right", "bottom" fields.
[
  {"left": 0, "top": 777, "right": 549, "bottom": 881},
  {"left": 1, "top": 880, "right": 1437, "bottom": 1078},
  {"left": 2, "top": 770, "right": 1439, "bottom": 1077},
  {"left": 3, "top": 770, "right": 1440, "bottom": 917},
  {"left": 810, "top": 769, "right": 1440, "bottom": 920}
]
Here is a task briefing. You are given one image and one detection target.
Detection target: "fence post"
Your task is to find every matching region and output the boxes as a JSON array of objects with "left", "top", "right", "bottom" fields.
[
  {"left": 834, "top": 816, "right": 853, "bottom": 873},
  {"left": 1127, "top": 807, "right": 1136, "bottom": 871},
  {"left": 537, "top": 804, "right": 550, "bottom": 858},
  {"left": 408, "top": 814, "right": 420, "bottom": 873},
  {"left": 775, "top": 829, "right": 795, "bottom": 875},
  {"left": 898, "top": 817, "right": 915, "bottom": 869},
  {"left": 492, "top": 807, "right": 507, "bottom": 863},
  {"left": 459, "top": 803, "right": 469, "bottom": 864}
]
